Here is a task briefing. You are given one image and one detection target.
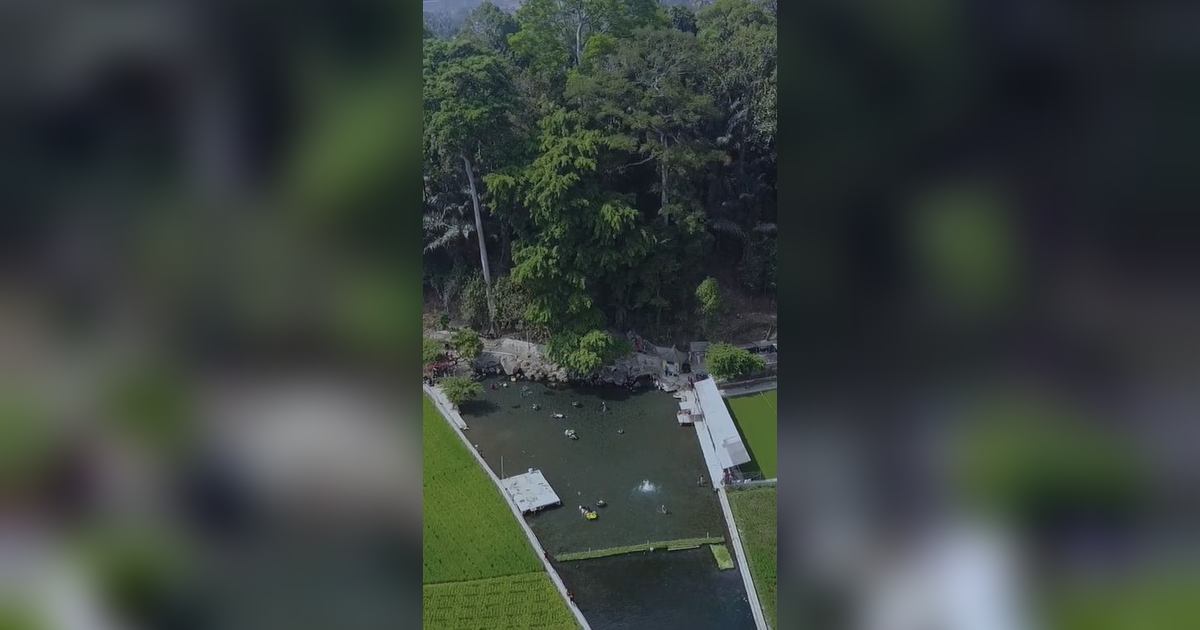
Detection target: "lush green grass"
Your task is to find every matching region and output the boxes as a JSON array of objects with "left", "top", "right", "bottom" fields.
[
  {"left": 555, "top": 536, "right": 725, "bottom": 562},
  {"left": 424, "top": 395, "right": 577, "bottom": 628},
  {"left": 728, "top": 486, "right": 778, "bottom": 629},
  {"left": 423, "top": 395, "right": 540, "bottom": 583},
  {"left": 728, "top": 391, "right": 778, "bottom": 478},
  {"left": 711, "top": 544, "right": 735, "bottom": 570},
  {"left": 422, "top": 572, "right": 579, "bottom": 630}
]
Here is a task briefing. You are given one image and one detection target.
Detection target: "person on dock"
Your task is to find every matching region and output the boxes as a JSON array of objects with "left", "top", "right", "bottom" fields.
[
  {"left": 567, "top": 590, "right": 575, "bottom": 604},
  {"left": 544, "top": 551, "right": 552, "bottom": 562}
]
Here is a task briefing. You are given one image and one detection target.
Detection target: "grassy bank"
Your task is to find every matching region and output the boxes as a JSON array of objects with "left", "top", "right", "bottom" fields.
[
  {"left": 423, "top": 395, "right": 577, "bottom": 628},
  {"left": 728, "top": 486, "right": 778, "bottom": 629}
]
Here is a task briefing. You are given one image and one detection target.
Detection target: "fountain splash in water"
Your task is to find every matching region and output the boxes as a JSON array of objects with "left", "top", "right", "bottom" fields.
[{"left": 638, "top": 479, "right": 658, "bottom": 493}]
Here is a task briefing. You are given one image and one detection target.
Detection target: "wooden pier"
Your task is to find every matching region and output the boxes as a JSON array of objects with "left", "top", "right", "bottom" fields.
[{"left": 555, "top": 536, "right": 725, "bottom": 562}]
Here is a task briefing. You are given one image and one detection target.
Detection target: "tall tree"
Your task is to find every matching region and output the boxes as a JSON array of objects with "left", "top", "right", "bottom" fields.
[
  {"left": 696, "top": 0, "right": 776, "bottom": 277},
  {"left": 460, "top": 1, "right": 520, "bottom": 54},
  {"left": 568, "top": 27, "right": 720, "bottom": 224},
  {"left": 424, "top": 39, "right": 520, "bottom": 328},
  {"left": 697, "top": 0, "right": 776, "bottom": 152},
  {"left": 497, "top": 109, "right": 653, "bottom": 332},
  {"left": 511, "top": 0, "right": 666, "bottom": 78}
]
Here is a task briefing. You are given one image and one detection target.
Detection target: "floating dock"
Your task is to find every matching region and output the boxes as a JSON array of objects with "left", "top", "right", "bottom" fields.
[
  {"left": 710, "top": 544, "right": 735, "bottom": 570},
  {"left": 555, "top": 536, "right": 726, "bottom": 562},
  {"left": 500, "top": 469, "right": 562, "bottom": 513},
  {"left": 676, "top": 391, "right": 702, "bottom": 424}
]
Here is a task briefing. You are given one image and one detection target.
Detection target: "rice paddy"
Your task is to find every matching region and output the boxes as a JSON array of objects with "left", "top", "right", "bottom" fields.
[
  {"left": 423, "top": 395, "right": 577, "bottom": 628},
  {"left": 422, "top": 572, "right": 579, "bottom": 630}
]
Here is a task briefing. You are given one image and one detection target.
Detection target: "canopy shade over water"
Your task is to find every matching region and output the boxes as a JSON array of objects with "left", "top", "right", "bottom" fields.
[{"left": 694, "top": 379, "right": 752, "bottom": 470}]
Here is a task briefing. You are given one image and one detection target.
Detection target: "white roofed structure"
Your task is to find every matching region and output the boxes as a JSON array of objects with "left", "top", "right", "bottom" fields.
[
  {"left": 500, "top": 469, "right": 562, "bottom": 513},
  {"left": 694, "top": 379, "right": 753, "bottom": 471}
]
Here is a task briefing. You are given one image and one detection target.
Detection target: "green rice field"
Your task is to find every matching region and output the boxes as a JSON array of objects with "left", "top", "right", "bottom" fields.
[
  {"left": 422, "top": 572, "right": 579, "bottom": 630},
  {"left": 728, "top": 390, "right": 778, "bottom": 479},
  {"left": 423, "top": 395, "right": 540, "bottom": 583},
  {"left": 728, "top": 486, "right": 778, "bottom": 629},
  {"left": 423, "top": 395, "right": 577, "bottom": 628}
]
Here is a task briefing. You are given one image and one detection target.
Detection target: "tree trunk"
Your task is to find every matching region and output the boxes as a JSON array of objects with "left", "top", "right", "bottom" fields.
[
  {"left": 574, "top": 17, "right": 584, "bottom": 67},
  {"left": 463, "top": 153, "right": 496, "bottom": 328},
  {"left": 499, "top": 222, "right": 511, "bottom": 275},
  {"left": 660, "top": 134, "right": 670, "bottom": 225}
]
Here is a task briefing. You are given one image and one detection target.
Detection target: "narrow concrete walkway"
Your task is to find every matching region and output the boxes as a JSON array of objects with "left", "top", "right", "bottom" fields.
[
  {"left": 717, "top": 484, "right": 769, "bottom": 630},
  {"left": 425, "top": 391, "right": 591, "bottom": 630},
  {"left": 719, "top": 378, "right": 778, "bottom": 398},
  {"left": 687, "top": 402, "right": 770, "bottom": 630},
  {"left": 423, "top": 383, "right": 468, "bottom": 430}
]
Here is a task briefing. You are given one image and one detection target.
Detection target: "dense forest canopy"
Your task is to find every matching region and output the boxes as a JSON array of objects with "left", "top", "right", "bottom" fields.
[{"left": 423, "top": 0, "right": 776, "bottom": 348}]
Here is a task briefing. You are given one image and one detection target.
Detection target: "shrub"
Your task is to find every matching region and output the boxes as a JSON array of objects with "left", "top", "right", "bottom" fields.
[
  {"left": 423, "top": 337, "right": 445, "bottom": 367},
  {"left": 460, "top": 274, "right": 527, "bottom": 332},
  {"left": 696, "top": 277, "right": 722, "bottom": 316},
  {"left": 451, "top": 329, "right": 483, "bottom": 363},
  {"left": 705, "top": 342, "right": 766, "bottom": 381},
  {"left": 439, "top": 376, "right": 483, "bottom": 406},
  {"left": 545, "top": 330, "right": 630, "bottom": 376}
]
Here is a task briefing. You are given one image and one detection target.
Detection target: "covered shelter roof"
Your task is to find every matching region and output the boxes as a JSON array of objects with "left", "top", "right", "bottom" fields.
[
  {"left": 693, "top": 378, "right": 753, "bottom": 471},
  {"left": 500, "top": 469, "right": 561, "bottom": 513}
]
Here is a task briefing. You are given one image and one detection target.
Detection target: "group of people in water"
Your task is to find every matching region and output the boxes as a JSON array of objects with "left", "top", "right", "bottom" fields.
[{"left": 534, "top": 398, "right": 610, "bottom": 417}]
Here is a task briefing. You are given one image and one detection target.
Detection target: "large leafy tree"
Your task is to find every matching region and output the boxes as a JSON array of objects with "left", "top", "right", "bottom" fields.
[
  {"left": 697, "top": 0, "right": 776, "bottom": 152},
  {"left": 546, "top": 330, "right": 629, "bottom": 376},
  {"left": 696, "top": 0, "right": 777, "bottom": 279},
  {"left": 496, "top": 109, "right": 653, "bottom": 333},
  {"left": 705, "top": 342, "right": 766, "bottom": 381},
  {"left": 568, "top": 27, "right": 720, "bottom": 224},
  {"left": 424, "top": 39, "right": 521, "bottom": 329},
  {"left": 511, "top": 0, "right": 665, "bottom": 83},
  {"left": 422, "top": 0, "right": 777, "bottom": 338},
  {"left": 460, "top": 1, "right": 520, "bottom": 54}
]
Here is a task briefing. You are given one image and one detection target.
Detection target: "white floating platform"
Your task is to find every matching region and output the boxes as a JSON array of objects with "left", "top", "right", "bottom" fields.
[{"left": 500, "top": 469, "right": 562, "bottom": 513}]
